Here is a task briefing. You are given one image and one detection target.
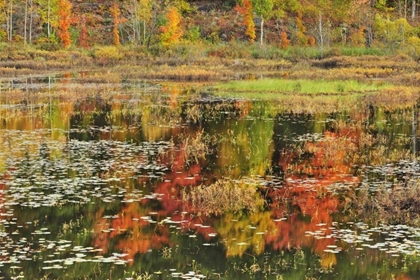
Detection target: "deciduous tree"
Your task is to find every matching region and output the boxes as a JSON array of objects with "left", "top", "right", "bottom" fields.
[
  {"left": 57, "top": 0, "right": 71, "bottom": 48},
  {"left": 251, "top": 0, "right": 273, "bottom": 45},
  {"left": 110, "top": 2, "right": 126, "bottom": 46},
  {"left": 235, "top": 0, "right": 256, "bottom": 43},
  {"left": 36, "top": 0, "right": 59, "bottom": 40},
  {"left": 160, "top": 6, "right": 183, "bottom": 47},
  {"left": 128, "top": 0, "right": 152, "bottom": 45},
  {"left": 78, "top": 14, "right": 89, "bottom": 48}
]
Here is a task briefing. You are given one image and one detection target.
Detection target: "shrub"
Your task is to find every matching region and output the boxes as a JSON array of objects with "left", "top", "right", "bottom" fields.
[
  {"left": 347, "top": 181, "right": 420, "bottom": 227},
  {"left": 93, "top": 46, "right": 122, "bottom": 66},
  {"left": 182, "top": 179, "right": 264, "bottom": 216}
]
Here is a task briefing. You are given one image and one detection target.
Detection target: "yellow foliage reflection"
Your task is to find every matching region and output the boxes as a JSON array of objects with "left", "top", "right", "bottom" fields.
[{"left": 216, "top": 212, "right": 276, "bottom": 257}]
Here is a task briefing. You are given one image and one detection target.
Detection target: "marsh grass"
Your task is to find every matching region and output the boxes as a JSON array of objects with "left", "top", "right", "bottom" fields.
[
  {"left": 365, "top": 86, "right": 420, "bottom": 109},
  {"left": 215, "top": 79, "right": 390, "bottom": 95},
  {"left": 182, "top": 179, "right": 264, "bottom": 216},
  {"left": 181, "top": 130, "right": 217, "bottom": 164},
  {"left": 347, "top": 181, "right": 420, "bottom": 227}
]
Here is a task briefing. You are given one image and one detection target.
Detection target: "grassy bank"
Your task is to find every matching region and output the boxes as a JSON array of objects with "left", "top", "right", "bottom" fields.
[{"left": 214, "top": 78, "right": 391, "bottom": 95}]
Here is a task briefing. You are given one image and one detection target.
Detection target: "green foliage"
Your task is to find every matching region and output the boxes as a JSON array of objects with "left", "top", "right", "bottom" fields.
[
  {"left": 0, "top": 29, "right": 6, "bottom": 41},
  {"left": 215, "top": 78, "right": 390, "bottom": 95},
  {"left": 340, "top": 47, "right": 384, "bottom": 56},
  {"left": 186, "top": 25, "right": 200, "bottom": 42},
  {"left": 373, "top": 15, "right": 418, "bottom": 54},
  {"left": 252, "top": 0, "right": 273, "bottom": 18}
]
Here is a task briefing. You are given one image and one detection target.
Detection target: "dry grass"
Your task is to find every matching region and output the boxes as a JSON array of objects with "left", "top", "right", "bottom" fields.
[
  {"left": 182, "top": 179, "right": 264, "bottom": 216},
  {"left": 181, "top": 130, "right": 217, "bottom": 164},
  {"left": 365, "top": 86, "right": 420, "bottom": 109},
  {"left": 346, "top": 180, "right": 420, "bottom": 227}
]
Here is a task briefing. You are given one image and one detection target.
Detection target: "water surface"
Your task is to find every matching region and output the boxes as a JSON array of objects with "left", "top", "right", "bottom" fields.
[{"left": 1, "top": 77, "right": 420, "bottom": 279}]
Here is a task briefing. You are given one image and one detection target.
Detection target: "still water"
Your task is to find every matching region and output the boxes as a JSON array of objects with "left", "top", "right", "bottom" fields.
[{"left": 1, "top": 77, "right": 420, "bottom": 279}]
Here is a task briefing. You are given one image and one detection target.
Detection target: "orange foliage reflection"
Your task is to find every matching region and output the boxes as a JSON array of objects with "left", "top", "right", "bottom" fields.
[
  {"left": 92, "top": 132, "right": 218, "bottom": 263},
  {"left": 265, "top": 126, "right": 360, "bottom": 260}
]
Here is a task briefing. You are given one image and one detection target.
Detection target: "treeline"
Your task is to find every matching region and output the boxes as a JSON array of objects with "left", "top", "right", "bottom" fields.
[{"left": 1, "top": 0, "right": 420, "bottom": 57}]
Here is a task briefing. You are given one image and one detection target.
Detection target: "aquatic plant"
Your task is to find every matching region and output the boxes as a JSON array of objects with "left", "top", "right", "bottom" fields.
[
  {"left": 347, "top": 180, "right": 420, "bottom": 227},
  {"left": 182, "top": 179, "right": 264, "bottom": 216}
]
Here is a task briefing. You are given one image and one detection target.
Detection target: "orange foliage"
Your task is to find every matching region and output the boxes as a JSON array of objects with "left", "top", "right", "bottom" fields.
[
  {"left": 58, "top": 0, "right": 72, "bottom": 48},
  {"left": 280, "top": 31, "right": 290, "bottom": 49},
  {"left": 110, "top": 2, "right": 126, "bottom": 46},
  {"left": 234, "top": 99, "right": 251, "bottom": 119},
  {"left": 235, "top": 0, "right": 256, "bottom": 43},
  {"left": 92, "top": 132, "right": 218, "bottom": 263},
  {"left": 160, "top": 6, "right": 183, "bottom": 46},
  {"left": 350, "top": 26, "right": 366, "bottom": 47},
  {"left": 295, "top": 12, "right": 307, "bottom": 46},
  {"left": 264, "top": 186, "right": 339, "bottom": 254},
  {"left": 265, "top": 127, "right": 361, "bottom": 255},
  {"left": 308, "top": 36, "right": 316, "bottom": 46}
]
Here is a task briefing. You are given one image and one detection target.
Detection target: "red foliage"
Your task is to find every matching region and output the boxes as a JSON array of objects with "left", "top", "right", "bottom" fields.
[{"left": 78, "top": 15, "right": 89, "bottom": 49}]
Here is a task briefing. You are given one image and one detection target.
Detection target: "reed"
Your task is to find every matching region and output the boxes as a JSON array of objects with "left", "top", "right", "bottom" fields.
[
  {"left": 182, "top": 179, "right": 264, "bottom": 216},
  {"left": 347, "top": 181, "right": 420, "bottom": 227}
]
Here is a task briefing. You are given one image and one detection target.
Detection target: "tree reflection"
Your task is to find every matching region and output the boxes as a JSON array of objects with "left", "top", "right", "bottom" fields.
[{"left": 265, "top": 115, "right": 362, "bottom": 264}]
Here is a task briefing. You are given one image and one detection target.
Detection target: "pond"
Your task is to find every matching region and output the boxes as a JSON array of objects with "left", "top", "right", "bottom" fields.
[{"left": 1, "top": 75, "right": 420, "bottom": 279}]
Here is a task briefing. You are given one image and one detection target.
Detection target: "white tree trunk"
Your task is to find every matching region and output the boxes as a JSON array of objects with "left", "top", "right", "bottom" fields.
[
  {"left": 24, "top": 0, "right": 27, "bottom": 46},
  {"left": 9, "top": 0, "right": 13, "bottom": 43},
  {"left": 29, "top": 0, "right": 32, "bottom": 44},
  {"left": 318, "top": 11, "right": 324, "bottom": 56},
  {"left": 47, "top": 0, "right": 50, "bottom": 39},
  {"left": 260, "top": 17, "right": 264, "bottom": 46}
]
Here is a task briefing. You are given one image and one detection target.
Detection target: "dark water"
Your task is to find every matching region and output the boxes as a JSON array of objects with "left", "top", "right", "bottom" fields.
[{"left": 1, "top": 79, "right": 420, "bottom": 279}]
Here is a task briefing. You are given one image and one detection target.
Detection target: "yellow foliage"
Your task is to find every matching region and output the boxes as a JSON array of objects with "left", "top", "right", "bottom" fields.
[
  {"left": 160, "top": 6, "right": 183, "bottom": 47},
  {"left": 350, "top": 26, "right": 365, "bottom": 47},
  {"left": 94, "top": 46, "right": 122, "bottom": 65},
  {"left": 216, "top": 212, "right": 276, "bottom": 257},
  {"left": 406, "top": 36, "right": 420, "bottom": 58},
  {"left": 320, "top": 253, "right": 337, "bottom": 269}
]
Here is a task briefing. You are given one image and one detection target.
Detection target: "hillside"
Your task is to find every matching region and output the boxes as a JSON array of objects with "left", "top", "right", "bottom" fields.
[{"left": 0, "top": 0, "right": 420, "bottom": 59}]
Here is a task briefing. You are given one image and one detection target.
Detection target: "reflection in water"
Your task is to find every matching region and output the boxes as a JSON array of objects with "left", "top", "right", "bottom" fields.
[{"left": 1, "top": 83, "right": 420, "bottom": 279}]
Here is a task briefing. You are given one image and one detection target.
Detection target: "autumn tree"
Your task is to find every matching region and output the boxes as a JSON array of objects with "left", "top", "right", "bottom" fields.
[
  {"left": 251, "top": 0, "right": 273, "bottom": 45},
  {"left": 57, "top": 0, "right": 71, "bottom": 48},
  {"left": 374, "top": 15, "right": 417, "bottom": 53},
  {"left": 279, "top": 30, "right": 290, "bottom": 48},
  {"left": 77, "top": 14, "right": 89, "bottom": 48},
  {"left": 110, "top": 2, "right": 126, "bottom": 46},
  {"left": 160, "top": 6, "right": 183, "bottom": 47},
  {"left": 23, "top": 0, "right": 35, "bottom": 45},
  {"left": 235, "top": 0, "right": 256, "bottom": 43},
  {"left": 127, "top": 0, "right": 152, "bottom": 45},
  {"left": 3, "top": 0, "right": 14, "bottom": 43},
  {"left": 36, "top": 0, "right": 59, "bottom": 40},
  {"left": 295, "top": 11, "right": 307, "bottom": 46},
  {"left": 0, "top": 0, "right": 6, "bottom": 40}
]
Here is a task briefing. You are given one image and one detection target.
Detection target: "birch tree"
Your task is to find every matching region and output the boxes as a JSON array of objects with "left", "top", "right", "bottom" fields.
[{"left": 251, "top": 0, "right": 273, "bottom": 46}]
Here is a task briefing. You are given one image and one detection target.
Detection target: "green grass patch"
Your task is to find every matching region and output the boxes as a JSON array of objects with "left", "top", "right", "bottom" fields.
[
  {"left": 339, "top": 47, "right": 385, "bottom": 56},
  {"left": 214, "top": 78, "right": 391, "bottom": 97}
]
